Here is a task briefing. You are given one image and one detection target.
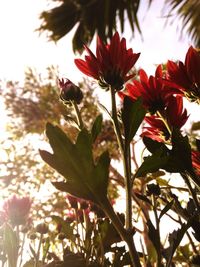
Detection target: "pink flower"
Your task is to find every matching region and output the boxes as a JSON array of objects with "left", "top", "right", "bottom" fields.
[
  {"left": 74, "top": 32, "right": 140, "bottom": 90},
  {"left": 3, "top": 195, "right": 32, "bottom": 226}
]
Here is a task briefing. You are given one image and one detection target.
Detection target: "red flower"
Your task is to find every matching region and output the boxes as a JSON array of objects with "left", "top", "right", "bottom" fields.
[
  {"left": 141, "top": 116, "right": 169, "bottom": 142},
  {"left": 166, "top": 46, "right": 200, "bottom": 103},
  {"left": 167, "top": 96, "right": 189, "bottom": 127},
  {"left": 120, "top": 65, "right": 179, "bottom": 114},
  {"left": 192, "top": 151, "right": 200, "bottom": 176},
  {"left": 142, "top": 96, "right": 188, "bottom": 142},
  {"left": 74, "top": 32, "right": 140, "bottom": 90},
  {"left": 3, "top": 195, "right": 32, "bottom": 226}
]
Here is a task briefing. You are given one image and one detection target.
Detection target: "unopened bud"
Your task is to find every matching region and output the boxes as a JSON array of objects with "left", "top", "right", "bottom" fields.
[
  {"left": 58, "top": 78, "right": 83, "bottom": 104},
  {"left": 147, "top": 183, "right": 161, "bottom": 196},
  {"left": 35, "top": 223, "right": 48, "bottom": 234}
]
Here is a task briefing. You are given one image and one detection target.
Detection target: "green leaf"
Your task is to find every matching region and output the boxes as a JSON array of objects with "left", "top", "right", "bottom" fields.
[
  {"left": 122, "top": 97, "right": 146, "bottom": 150},
  {"left": 91, "top": 114, "right": 103, "bottom": 143},
  {"left": 40, "top": 123, "right": 110, "bottom": 204},
  {"left": 135, "top": 146, "right": 169, "bottom": 177},
  {"left": 135, "top": 193, "right": 152, "bottom": 205},
  {"left": 51, "top": 216, "right": 75, "bottom": 242},
  {"left": 143, "top": 136, "right": 168, "bottom": 154},
  {"left": 137, "top": 131, "right": 200, "bottom": 179},
  {"left": 171, "top": 130, "right": 193, "bottom": 173},
  {"left": 3, "top": 223, "right": 18, "bottom": 267}
]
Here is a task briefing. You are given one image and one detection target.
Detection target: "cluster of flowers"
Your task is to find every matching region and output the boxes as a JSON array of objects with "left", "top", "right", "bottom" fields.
[{"left": 59, "top": 32, "right": 200, "bottom": 176}]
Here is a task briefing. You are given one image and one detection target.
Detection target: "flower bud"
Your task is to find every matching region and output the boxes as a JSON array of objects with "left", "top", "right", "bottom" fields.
[
  {"left": 58, "top": 78, "right": 83, "bottom": 104},
  {"left": 35, "top": 223, "right": 48, "bottom": 234},
  {"left": 147, "top": 183, "right": 161, "bottom": 196}
]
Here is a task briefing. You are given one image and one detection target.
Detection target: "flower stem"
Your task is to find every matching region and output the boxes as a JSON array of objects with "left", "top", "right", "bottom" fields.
[
  {"left": 71, "top": 101, "right": 84, "bottom": 130},
  {"left": 34, "top": 233, "right": 43, "bottom": 267},
  {"left": 152, "top": 195, "right": 162, "bottom": 267},
  {"left": 101, "top": 197, "right": 141, "bottom": 267},
  {"left": 110, "top": 87, "right": 132, "bottom": 230}
]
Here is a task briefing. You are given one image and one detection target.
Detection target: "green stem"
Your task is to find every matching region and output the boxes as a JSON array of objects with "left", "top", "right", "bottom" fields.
[
  {"left": 110, "top": 87, "right": 132, "bottom": 230},
  {"left": 101, "top": 197, "right": 141, "bottom": 267},
  {"left": 71, "top": 101, "right": 84, "bottom": 130}
]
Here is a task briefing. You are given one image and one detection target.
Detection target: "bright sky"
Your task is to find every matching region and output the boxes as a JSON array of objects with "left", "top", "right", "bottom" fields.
[
  {"left": 0, "top": 0, "right": 192, "bottom": 83},
  {"left": 0, "top": 0, "right": 199, "bottom": 128}
]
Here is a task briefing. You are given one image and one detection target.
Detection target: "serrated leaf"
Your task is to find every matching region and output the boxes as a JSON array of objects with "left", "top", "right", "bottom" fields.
[
  {"left": 122, "top": 97, "right": 146, "bottom": 150},
  {"left": 40, "top": 123, "right": 110, "bottom": 204},
  {"left": 135, "top": 147, "right": 169, "bottom": 177},
  {"left": 91, "top": 114, "right": 103, "bottom": 143}
]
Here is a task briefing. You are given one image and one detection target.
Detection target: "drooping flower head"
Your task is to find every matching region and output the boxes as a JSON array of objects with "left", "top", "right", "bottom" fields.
[
  {"left": 3, "top": 195, "right": 32, "bottom": 226},
  {"left": 74, "top": 32, "right": 140, "bottom": 91},
  {"left": 166, "top": 46, "right": 200, "bottom": 103},
  {"left": 120, "top": 65, "right": 180, "bottom": 114}
]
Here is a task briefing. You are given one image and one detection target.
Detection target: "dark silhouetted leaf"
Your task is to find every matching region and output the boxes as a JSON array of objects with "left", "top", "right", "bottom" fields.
[
  {"left": 146, "top": 220, "right": 160, "bottom": 254},
  {"left": 159, "top": 200, "right": 174, "bottom": 220},
  {"left": 91, "top": 114, "right": 103, "bottom": 143},
  {"left": 40, "top": 123, "right": 110, "bottom": 204},
  {"left": 165, "top": 222, "right": 192, "bottom": 267},
  {"left": 122, "top": 97, "right": 146, "bottom": 150}
]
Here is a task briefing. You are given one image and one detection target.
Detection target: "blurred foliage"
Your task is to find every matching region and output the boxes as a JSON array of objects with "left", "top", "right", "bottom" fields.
[
  {"left": 1, "top": 66, "right": 120, "bottom": 221},
  {"left": 38, "top": 0, "right": 141, "bottom": 52},
  {"left": 38, "top": 0, "right": 200, "bottom": 53},
  {"left": 166, "top": 0, "right": 200, "bottom": 48}
]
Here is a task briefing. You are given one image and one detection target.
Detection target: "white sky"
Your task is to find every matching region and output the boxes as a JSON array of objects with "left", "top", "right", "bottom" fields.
[
  {"left": 0, "top": 0, "right": 199, "bottom": 129},
  {"left": 0, "top": 0, "right": 192, "bottom": 83}
]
